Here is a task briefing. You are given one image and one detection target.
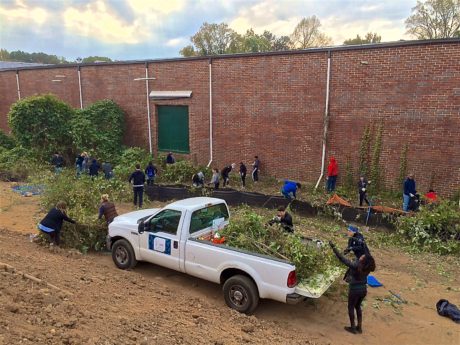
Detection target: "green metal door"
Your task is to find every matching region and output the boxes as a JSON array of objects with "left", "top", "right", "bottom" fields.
[{"left": 157, "top": 105, "right": 190, "bottom": 153}]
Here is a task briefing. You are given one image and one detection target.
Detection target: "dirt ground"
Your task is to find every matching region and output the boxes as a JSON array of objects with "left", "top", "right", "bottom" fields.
[{"left": 0, "top": 182, "right": 459, "bottom": 345}]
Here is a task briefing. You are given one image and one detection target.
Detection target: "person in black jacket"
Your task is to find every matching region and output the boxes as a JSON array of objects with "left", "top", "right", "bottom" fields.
[
  {"left": 268, "top": 206, "right": 294, "bottom": 233},
  {"left": 358, "top": 176, "right": 370, "bottom": 206},
  {"left": 344, "top": 225, "right": 369, "bottom": 258},
  {"left": 221, "top": 163, "right": 235, "bottom": 187},
  {"left": 38, "top": 201, "right": 76, "bottom": 245},
  {"left": 89, "top": 159, "right": 100, "bottom": 177},
  {"left": 330, "top": 241, "right": 376, "bottom": 335},
  {"left": 239, "top": 162, "right": 247, "bottom": 188},
  {"left": 51, "top": 152, "right": 64, "bottom": 174},
  {"left": 129, "top": 164, "right": 146, "bottom": 208}
]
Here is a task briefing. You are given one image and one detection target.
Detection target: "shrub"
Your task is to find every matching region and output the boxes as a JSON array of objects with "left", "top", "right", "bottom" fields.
[
  {"left": 40, "top": 170, "right": 132, "bottom": 251},
  {"left": 8, "top": 94, "right": 75, "bottom": 160},
  {"left": 396, "top": 201, "right": 460, "bottom": 254},
  {"left": 113, "top": 147, "right": 152, "bottom": 181},
  {"left": 160, "top": 160, "right": 210, "bottom": 185},
  {"left": 221, "top": 208, "right": 337, "bottom": 280},
  {"left": 0, "top": 146, "right": 43, "bottom": 181},
  {"left": 0, "top": 130, "right": 15, "bottom": 149},
  {"left": 71, "top": 100, "right": 125, "bottom": 162}
]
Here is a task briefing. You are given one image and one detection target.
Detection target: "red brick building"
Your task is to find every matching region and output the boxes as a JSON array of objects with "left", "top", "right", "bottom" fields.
[{"left": 0, "top": 39, "right": 459, "bottom": 196}]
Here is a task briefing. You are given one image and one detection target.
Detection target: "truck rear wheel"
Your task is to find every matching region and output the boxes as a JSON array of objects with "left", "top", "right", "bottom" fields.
[
  {"left": 112, "top": 239, "right": 137, "bottom": 269},
  {"left": 223, "top": 275, "right": 259, "bottom": 314}
]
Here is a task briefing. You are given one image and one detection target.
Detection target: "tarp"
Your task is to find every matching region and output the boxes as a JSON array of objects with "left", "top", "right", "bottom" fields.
[
  {"left": 326, "top": 194, "right": 352, "bottom": 207},
  {"left": 11, "top": 184, "right": 44, "bottom": 196}
]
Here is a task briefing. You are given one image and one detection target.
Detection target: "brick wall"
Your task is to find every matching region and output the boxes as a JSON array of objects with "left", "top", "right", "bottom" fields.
[{"left": 0, "top": 40, "right": 459, "bottom": 196}]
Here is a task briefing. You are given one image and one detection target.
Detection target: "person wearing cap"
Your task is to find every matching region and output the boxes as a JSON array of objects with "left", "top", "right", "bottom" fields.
[
  {"left": 403, "top": 173, "right": 416, "bottom": 212},
  {"left": 98, "top": 194, "right": 118, "bottom": 225},
  {"left": 281, "top": 180, "right": 301, "bottom": 200},
  {"left": 344, "top": 225, "right": 369, "bottom": 258}
]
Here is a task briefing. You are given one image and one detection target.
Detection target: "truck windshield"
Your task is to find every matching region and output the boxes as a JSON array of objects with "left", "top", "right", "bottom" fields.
[{"left": 189, "top": 203, "right": 229, "bottom": 234}]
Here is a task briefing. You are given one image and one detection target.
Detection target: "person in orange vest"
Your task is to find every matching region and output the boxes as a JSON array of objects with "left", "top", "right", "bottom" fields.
[{"left": 326, "top": 156, "right": 339, "bottom": 192}]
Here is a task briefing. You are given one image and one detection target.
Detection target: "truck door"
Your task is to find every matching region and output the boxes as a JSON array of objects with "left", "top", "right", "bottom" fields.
[{"left": 139, "top": 209, "right": 182, "bottom": 271}]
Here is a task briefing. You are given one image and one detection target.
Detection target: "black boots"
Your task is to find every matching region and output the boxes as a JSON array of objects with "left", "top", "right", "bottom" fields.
[{"left": 344, "top": 326, "right": 357, "bottom": 334}]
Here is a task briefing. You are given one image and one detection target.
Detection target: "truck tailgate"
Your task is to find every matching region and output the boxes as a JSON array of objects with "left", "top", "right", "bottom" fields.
[{"left": 295, "top": 267, "right": 343, "bottom": 298}]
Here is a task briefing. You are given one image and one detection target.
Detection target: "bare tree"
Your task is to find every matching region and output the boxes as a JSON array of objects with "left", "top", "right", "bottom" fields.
[
  {"left": 290, "top": 16, "right": 333, "bottom": 49},
  {"left": 405, "top": 0, "right": 460, "bottom": 39}
]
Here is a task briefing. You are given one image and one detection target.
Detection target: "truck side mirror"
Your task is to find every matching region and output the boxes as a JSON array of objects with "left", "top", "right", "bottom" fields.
[
  {"left": 138, "top": 221, "right": 144, "bottom": 234},
  {"left": 138, "top": 221, "right": 150, "bottom": 234}
]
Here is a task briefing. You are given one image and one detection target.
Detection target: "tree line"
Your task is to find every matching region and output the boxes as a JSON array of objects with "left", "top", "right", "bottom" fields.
[
  {"left": 1, "top": 0, "right": 458, "bottom": 62},
  {"left": 181, "top": 0, "right": 460, "bottom": 56},
  {"left": 0, "top": 49, "right": 112, "bottom": 64}
]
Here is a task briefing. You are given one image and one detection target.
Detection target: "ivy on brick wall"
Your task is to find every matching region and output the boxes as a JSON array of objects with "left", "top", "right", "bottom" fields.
[
  {"left": 71, "top": 100, "right": 125, "bottom": 162},
  {"left": 8, "top": 94, "right": 75, "bottom": 159}
]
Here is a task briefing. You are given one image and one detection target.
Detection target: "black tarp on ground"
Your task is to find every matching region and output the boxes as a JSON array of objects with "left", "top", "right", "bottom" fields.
[
  {"left": 239, "top": 191, "right": 271, "bottom": 207},
  {"left": 290, "top": 199, "right": 318, "bottom": 217},
  {"left": 211, "top": 189, "right": 242, "bottom": 206},
  {"left": 157, "top": 185, "right": 191, "bottom": 202},
  {"left": 262, "top": 196, "right": 291, "bottom": 209},
  {"left": 145, "top": 184, "right": 397, "bottom": 228}
]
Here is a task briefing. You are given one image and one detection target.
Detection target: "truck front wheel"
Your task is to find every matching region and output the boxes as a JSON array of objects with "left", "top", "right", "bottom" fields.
[
  {"left": 112, "top": 239, "right": 137, "bottom": 269},
  {"left": 223, "top": 275, "right": 259, "bottom": 314}
]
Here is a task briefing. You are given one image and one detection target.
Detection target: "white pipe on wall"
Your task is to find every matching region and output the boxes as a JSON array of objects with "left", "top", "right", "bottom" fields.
[
  {"left": 207, "top": 59, "right": 213, "bottom": 167},
  {"left": 77, "top": 66, "right": 83, "bottom": 109},
  {"left": 16, "top": 71, "right": 21, "bottom": 100},
  {"left": 145, "top": 63, "right": 153, "bottom": 154},
  {"left": 315, "top": 51, "right": 332, "bottom": 189}
]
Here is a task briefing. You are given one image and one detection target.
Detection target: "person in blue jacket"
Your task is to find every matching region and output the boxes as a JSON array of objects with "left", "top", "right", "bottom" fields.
[
  {"left": 403, "top": 173, "right": 416, "bottom": 211},
  {"left": 281, "top": 180, "right": 301, "bottom": 200}
]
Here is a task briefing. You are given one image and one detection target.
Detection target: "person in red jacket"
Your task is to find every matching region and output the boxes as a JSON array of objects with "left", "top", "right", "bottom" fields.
[
  {"left": 424, "top": 189, "right": 438, "bottom": 203},
  {"left": 326, "top": 156, "right": 339, "bottom": 192}
]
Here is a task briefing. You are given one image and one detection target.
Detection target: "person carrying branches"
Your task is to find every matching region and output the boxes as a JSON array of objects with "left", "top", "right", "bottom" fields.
[{"left": 329, "top": 241, "right": 376, "bottom": 335}]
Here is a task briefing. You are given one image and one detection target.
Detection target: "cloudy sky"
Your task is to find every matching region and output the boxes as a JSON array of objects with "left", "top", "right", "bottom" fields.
[{"left": 0, "top": 0, "right": 416, "bottom": 61}]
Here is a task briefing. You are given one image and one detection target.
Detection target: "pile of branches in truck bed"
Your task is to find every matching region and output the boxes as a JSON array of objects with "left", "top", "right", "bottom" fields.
[{"left": 220, "top": 208, "right": 338, "bottom": 280}]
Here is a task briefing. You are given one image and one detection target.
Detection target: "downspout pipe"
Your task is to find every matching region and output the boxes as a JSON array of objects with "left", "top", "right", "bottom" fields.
[
  {"left": 77, "top": 66, "right": 83, "bottom": 109},
  {"left": 145, "top": 62, "right": 153, "bottom": 154},
  {"left": 207, "top": 58, "right": 213, "bottom": 167},
  {"left": 315, "top": 50, "right": 332, "bottom": 189},
  {"left": 16, "top": 70, "right": 21, "bottom": 100}
]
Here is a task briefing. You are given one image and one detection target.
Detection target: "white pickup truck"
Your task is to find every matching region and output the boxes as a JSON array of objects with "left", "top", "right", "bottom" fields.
[{"left": 107, "top": 197, "right": 339, "bottom": 314}]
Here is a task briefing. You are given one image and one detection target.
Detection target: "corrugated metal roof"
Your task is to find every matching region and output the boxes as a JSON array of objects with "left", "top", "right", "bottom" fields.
[{"left": 0, "top": 61, "right": 50, "bottom": 70}]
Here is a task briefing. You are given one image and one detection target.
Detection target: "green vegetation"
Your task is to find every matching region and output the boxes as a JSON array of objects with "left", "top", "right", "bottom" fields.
[
  {"left": 0, "top": 131, "right": 16, "bottom": 149},
  {"left": 38, "top": 170, "right": 132, "bottom": 252},
  {"left": 221, "top": 207, "right": 338, "bottom": 280},
  {"left": 396, "top": 201, "right": 460, "bottom": 255},
  {"left": 71, "top": 100, "right": 125, "bottom": 162},
  {"left": 8, "top": 94, "right": 75, "bottom": 160}
]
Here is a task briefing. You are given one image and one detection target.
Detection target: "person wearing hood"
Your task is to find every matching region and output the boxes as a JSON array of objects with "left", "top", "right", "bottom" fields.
[{"left": 326, "top": 156, "right": 339, "bottom": 192}]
